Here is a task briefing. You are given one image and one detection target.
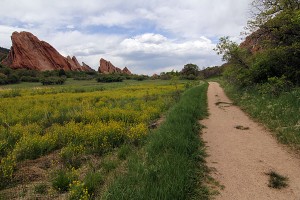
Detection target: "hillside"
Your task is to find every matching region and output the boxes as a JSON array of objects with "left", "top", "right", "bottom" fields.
[{"left": 0, "top": 47, "right": 9, "bottom": 62}]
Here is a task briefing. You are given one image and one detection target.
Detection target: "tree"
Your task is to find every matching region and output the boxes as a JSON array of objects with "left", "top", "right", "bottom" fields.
[
  {"left": 214, "top": 37, "right": 250, "bottom": 69},
  {"left": 181, "top": 64, "right": 199, "bottom": 76},
  {"left": 247, "top": 0, "right": 300, "bottom": 33}
]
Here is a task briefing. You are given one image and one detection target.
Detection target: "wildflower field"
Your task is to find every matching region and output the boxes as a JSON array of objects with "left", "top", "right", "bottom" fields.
[{"left": 0, "top": 79, "right": 193, "bottom": 199}]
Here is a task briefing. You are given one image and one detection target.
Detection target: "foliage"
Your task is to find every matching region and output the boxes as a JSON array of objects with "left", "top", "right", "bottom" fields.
[
  {"left": 117, "top": 144, "right": 132, "bottom": 160},
  {"left": 34, "top": 183, "right": 48, "bottom": 194},
  {"left": 0, "top": 80, "right": 185, "bottom": 188},
  {"left": 266, "top": 171, "right": 289, "bottom": 189},
  {"left": 60, "top": 144, "right": 85, "bottom": 168},
  {"left": 97, "top": 74, "right": 124, "bottom": 83},
  {"left": 84, "top": 171, "right": 103, "bottom": 194},
  {"left": 104, "top": 83, "right": 210, "bottom": 200},
  {"left": 258, "top": 76, "right": 292, "bottom": 96},
  {"left": 51, "top": 168, "right": 78, "bottom": 192},
  {"left": 41, "top": 76, "right": 66, "bottom": 85},
  {"left": 69, "top": 180, "right": 91, "bottom": 200},
  {"left": 159, "top": 72, "right": 172, "bottom": 80},
  {"left": 180, "top": 63, "right": 199, "bottom": 76},
  {"left": 216, "top": 0, "right": 300, "bottom": 88},
  {"left": 198, "top": 66, "right": 223, "bottom": 79}
]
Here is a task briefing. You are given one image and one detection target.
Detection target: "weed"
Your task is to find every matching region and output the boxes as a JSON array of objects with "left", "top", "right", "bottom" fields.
[
  {"left": 266, "top": 171, "right": 288, "bottom": 189},
  {"left": 117, "top": 144, "right": 131, "bottom": 160},
  {"left": 84, "top": 171, "right": 103, "bottom": 194},
  {"left": 215, "top": 101, "right": 232, "bottom": 106},
  {"left": 102, "top": 159, "right": 118, "bottom": 173},
  {"left": 34, "top": 183, "right": 48, "bottom": 194},
  {"left": 69, "top": 180, "right": 90, "bottom": 200},
  {"left": 51, "top": 168, "right": 78, "bottom": 192},
  {"left": 234, "top": 125, "right": 250, "bottom": 130},
  {"left": 60, "top": 144, "right": 85, "bottom": 168}
]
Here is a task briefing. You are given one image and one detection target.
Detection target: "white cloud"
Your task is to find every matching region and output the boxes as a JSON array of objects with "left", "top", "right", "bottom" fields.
[{"left": 0, "top": 0, "right": 253, "bottom": 74}]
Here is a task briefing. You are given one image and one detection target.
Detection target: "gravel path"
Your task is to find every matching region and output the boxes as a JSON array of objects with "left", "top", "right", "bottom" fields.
[{"left": 201, "top": 82, "right": 300, "bottom": 200}]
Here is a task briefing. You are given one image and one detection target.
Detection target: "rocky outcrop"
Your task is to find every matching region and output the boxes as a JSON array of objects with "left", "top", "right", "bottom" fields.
[
  {"left": 98, "top": 58, "right": 132, "bottom": 75},
  {"left": 1, "top": 31, "right": 93, "bottom": 71},
  {"left": 122, "top": 67, "right": 132, "bottom": 75},
  {"left": 82, "top": 62, "right": 94, "bottom": 72},
  {"left": 239, "top": 28, "right": 270, "bottom": 54}
]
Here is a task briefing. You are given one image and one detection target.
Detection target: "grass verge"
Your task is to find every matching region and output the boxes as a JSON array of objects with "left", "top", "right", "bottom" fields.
[
  {"left": 220, "top": 79, "right": 300, "bottom": 150},
  {"left": 103, "top": 82, "right": 210, "bottom": 200}
]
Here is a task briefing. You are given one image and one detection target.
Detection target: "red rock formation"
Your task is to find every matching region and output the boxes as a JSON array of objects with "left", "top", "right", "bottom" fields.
[
  {"left": 82, "top": 62, "right": 94, "bottom": 72},
  {"left": 122, "top": 67, "right": 132, "bottom": 75},
  {"left": 239, "top": 28, "right": 270, "bottom": 54},
  {"left": 1, "top": 31, "right": 92, "bottom": 72},
  {"left": 98, "top": 58, "right": 132, "bottom": 75}
]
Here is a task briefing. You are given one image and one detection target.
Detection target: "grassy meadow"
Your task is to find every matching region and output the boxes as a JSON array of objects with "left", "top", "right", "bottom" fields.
[
  {"left": 0, "top": 79, "right": 208, "bottom": 199},
  {"left": 104, "top": 82, "right": 210, "bottom": 200}
]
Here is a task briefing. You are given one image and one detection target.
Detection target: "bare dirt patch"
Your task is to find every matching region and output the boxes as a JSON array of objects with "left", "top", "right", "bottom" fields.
[{"left": 201, "top": 82, "right": 300, "bottom": 200}]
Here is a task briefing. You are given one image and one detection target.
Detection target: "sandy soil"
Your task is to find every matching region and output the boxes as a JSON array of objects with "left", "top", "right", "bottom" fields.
[{"left": 201, "top": 82, "right": 300, "bottom": 200}]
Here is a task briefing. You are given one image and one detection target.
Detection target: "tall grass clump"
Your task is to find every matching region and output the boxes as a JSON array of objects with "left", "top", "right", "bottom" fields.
[{"left": 104, "top": 82, "right": 210, "bottom": 200}]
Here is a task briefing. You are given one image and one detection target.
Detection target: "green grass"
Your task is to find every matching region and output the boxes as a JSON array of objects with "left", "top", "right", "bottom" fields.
[
  {"left": 220, "top": 79, "right": 300, "bottom": 150},
  {"left": 103, "top": 82, "right": 210, "bottom": 200}
]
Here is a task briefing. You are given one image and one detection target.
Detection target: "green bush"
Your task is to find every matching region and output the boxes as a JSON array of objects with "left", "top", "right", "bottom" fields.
[
  {"left": 51, "top": 168, "right": 78, "bottom": 192},
  {"left": 69, "top": 180, "right": 90, "bottom": 200},
  {"left": 34, "top": 183, "right": 48, "bottom": 194},
  {"left": 60, "top": 144, "right": 85, "bottom": 168},
  {"left": 96, "top": 74, "right": 123, "bottom": 83},
  {"left": 258, "top": 76, "right": 292, "bottom": 96},
  {"left": 41, "top": 76, "right": 66, "bottom": 85},
  {"left": 20, "top": 76, "right": 40, "bottom": 82},
  {"left": 84, "top": 171, "right": 103, "bottom": 194},
  {"left": 0, "top": 73, "right": 8, "bottom": 84},
  {"left": 117, "top": 144, "right": 131, "bottom": 160}
]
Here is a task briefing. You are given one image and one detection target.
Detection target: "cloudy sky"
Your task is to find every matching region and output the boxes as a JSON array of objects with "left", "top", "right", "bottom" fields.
[{"left": 0, "top": 0, "right": 252, "bottom": 74}]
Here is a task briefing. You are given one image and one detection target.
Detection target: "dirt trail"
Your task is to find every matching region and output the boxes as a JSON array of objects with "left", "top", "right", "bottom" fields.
[{"left": 201, "top": 82, "right": 300, "bottom": 200}]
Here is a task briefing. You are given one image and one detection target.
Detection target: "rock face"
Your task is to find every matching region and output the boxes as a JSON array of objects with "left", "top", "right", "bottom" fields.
[
  {"left": 82, "top": 62, "right": 94, "bottom": 72},
  {"left": 98, "top": 58, "right": 132, "bottom": 75},
  {"left": 239, "top": 29, "right": 270, "bottom": 54},
  {"left": 1, "top": 31, "right": 94, "bottom": 72},
  {"left": 122, "top": 67, "right": 132, "bottom": 75}
]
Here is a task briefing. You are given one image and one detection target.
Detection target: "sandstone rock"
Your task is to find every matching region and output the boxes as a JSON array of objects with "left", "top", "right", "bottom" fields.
[
  {"left": 1, "top": 31, "right": 92, "bottom": 72},
  {"left": 122, "top": 67, "right": 132, "bottom": 75},
  {"left": 239, "top": 28, "right": 270, "bottom": 54},
  {"left": 98, "top": 58, "right": 120, "bottom": 74},
  {"left": 82, "top": 62, "right": 94, "bottom": 72}
]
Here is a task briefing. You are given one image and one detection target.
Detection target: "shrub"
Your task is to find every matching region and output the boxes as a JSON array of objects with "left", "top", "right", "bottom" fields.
[
  {"left": 69, "top": 180, "right": 90, "bottom": 200},
  {"left": 7, "top": 73, "right": 20, "bottom": 84},
  {"left": 258, "top": 76, "right": 292, "bottom": 96},
  {"left": 51, "top": 168, "right": 78, "bottom": 192},
  {"left": 20, "top": 76, "right": 40, "bottom": 82},
  {"left": 117, "top": 144, "right": 131, "bottom": 160},
  {"left": 40, "top": 76, "right": 66, "bottom": 85},
  {"left": 97, "top": 74, "right": 123, "bottom": 83},
  {"left": 34, "top": 183, "right": 48, "bottom": 194},
  {"left": 0, "top": 73, "right": 7, "bottom": 84},
  {"left": 84, "top": 171, "right": 103, "bottom": 194},
  {"left": 60, "top": 144, "right": 85, "bottom": 168}
]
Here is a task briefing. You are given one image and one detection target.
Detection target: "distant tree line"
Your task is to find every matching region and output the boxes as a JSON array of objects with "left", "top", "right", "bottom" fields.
[{"left": 155, "top": 64, "right": 223, "bottom": 80}]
